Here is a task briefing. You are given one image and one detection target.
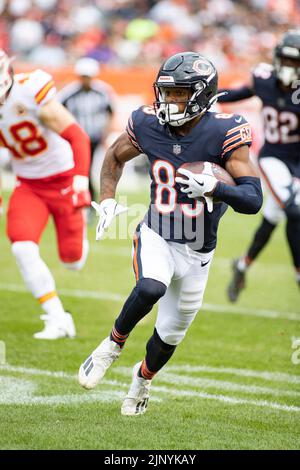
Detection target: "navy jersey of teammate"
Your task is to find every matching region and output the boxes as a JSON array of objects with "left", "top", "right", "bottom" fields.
[
  {"left": 219, "top": 30, "right": 300, "bottom": 300},
  {"left": 219, "top": 34, "right": 300, "bottom": 177},
  {"left": 126, "top": 106, "right": 251, "bottom": 252},
  {"left": 253, "top": 63, "right": 300, "bottom": 174},
  {"left": 78, "top": 52, "right": 262, "bottom": 417}
]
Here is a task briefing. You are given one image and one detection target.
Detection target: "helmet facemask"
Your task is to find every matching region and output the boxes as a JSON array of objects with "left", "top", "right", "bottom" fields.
[
  {"left": 274, "top": 56, "right": 300, "bottom": 86},
  {"left": 274, "top": 31, "right": 300, "bottom": 86},
  {"left": 154, "top": 78, "right": 219, "bottom": 127}
]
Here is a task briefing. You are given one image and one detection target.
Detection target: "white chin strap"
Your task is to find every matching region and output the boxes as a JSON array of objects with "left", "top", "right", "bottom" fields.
[
  {"left": 156, "top": 91, "right": 223, "bottom": 127},
  {"left": 278, "top": 66, "right": 298, "bottom": 86},
  {"left": 156, "top": 103, "right": 194, "bottom": 127}
]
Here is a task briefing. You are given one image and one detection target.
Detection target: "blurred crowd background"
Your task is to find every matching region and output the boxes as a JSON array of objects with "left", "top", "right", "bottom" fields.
[
  {"left": 0, "top": 0, "right": 299, "bottom": 188},
  {"left": 0, "top": 0, "right": 299, "bottom": 72}
]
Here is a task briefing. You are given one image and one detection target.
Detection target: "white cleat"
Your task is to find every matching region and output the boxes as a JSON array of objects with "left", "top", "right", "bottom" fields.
[
  {"left": 78, "top": 336, "right": 121, "bottom": 390},
  {"left": 121, "top": 361, "right": 151, "bottom": 416},
  {"left": 33, "top": 313, "right": 76, "bottom": 340}
]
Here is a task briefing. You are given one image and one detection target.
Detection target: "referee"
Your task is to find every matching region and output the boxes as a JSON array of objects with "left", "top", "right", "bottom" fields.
[{"left": 58, "top": 57, "right": 115, "bottom": 211}]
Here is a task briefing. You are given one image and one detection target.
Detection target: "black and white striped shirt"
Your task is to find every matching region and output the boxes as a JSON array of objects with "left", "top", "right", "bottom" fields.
[{"left": 58, "top": 80, "right": 114, "bottom": 143}]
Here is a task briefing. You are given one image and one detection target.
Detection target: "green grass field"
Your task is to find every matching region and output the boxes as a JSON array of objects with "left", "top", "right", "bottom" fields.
[{"left": 0, "top": 190, "right": 299, "bottom": 450}]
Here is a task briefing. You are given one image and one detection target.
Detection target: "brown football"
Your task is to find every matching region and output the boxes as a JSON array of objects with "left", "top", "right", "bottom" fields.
[
  {"left": 176, "top": 161, "right": 236, "bottom": 186},
  {"left": 176, "top": 161, "right": 235, "bottom": 203}
]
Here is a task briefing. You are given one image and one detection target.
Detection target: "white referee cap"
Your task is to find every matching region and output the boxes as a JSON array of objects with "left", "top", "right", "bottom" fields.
[{"left": 74, "top": 57, "right": 100, "bottom": 77}]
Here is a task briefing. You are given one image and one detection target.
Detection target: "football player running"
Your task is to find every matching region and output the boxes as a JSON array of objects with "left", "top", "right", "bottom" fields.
[
  {"left": 0, "top": 50, "right": 91, "bottom": 339},
  {"left": 78, "top": 52, "right": 262, "bottom": 416},
  {"left": 218, "top": 30, "right": 300, "bottom": 301}
]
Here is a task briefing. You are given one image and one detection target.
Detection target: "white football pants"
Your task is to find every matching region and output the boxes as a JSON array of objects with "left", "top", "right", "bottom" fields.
[
  {"left": 132, "top": 223, "right": 214, "bottom": 345},
  {"left": 258, "top": 157, "right": 300, "bottom": 224}
]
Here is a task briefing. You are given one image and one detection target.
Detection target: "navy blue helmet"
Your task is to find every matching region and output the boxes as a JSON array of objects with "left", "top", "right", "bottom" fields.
[
  {"left": 153, "top": 52, "right": 219, "bottom": 126},
  {"left": 274, "top": 30, "right": 300, "bottom": 86}
]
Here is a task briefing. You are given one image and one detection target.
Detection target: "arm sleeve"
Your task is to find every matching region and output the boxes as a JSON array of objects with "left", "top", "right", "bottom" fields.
[
  {"left": 60, "top": 123, "right": 91, "bottom": 176},
  {"left": 218, "top": 86, "right": 255, "bottom": 103},
  {"left": 213, "top": 176, "right": 263, "bottom": 214}
]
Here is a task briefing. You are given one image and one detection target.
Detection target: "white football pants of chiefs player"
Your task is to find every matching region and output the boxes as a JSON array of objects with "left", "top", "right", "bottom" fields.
[
  {"left": 258, "top": 157, "right": 300, "bottom": 224},
  {"left": 132, "top": 223, "right": 214, "bottom": 346}
]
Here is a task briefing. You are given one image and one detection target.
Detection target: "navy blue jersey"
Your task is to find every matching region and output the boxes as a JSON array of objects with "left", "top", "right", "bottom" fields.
[
  {"left": 252, "top": 63, "right": 300, "bottom": 175},
  {"left": 126, "top": 106, "right": 252, "bottom": 252}
]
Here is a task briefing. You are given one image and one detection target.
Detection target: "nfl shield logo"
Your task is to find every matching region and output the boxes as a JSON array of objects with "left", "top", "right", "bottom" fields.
[{"left": 173, "top": 144, "right": 181, "bottom": 155}]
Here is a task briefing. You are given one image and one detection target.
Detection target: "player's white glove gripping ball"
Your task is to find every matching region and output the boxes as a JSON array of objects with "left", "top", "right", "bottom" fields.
[
  {"left": 175, "top": 162, "right": 218, "bottom": 213},
  {"left": 92, "top": 198, "right": 128, "bottom": 240}
]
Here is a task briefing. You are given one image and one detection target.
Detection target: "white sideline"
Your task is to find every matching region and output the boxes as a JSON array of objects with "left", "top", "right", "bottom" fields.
[
  {"left": 0, "top": 282, "right": 299, "bottom": 322},
  {"left": 0, "top": 364, "right": 299, "bottom": 413}
]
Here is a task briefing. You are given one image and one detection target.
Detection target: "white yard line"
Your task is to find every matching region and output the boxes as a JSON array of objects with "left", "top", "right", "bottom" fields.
[
  {"left": 89, "top": 247, "right": 294, "bottom": 274},
  {"left": 161, "top": 373, "right": 300, "bottom": 398},
  {"left": 0, "top": 282, "right": 125, "bottom": 302},
  {"left": 0, "top": 363, "right": 299, "bottom": 413},
  {"left": 0, "top": 282, "right": 299, "bottom": 321},
  {"left": 151, "top": 385, "right": 300, "bottom": 414},
  {"left": 166, "top": 364, "right": 300, "bottom": 384},
  {"left": 3, "top": 363, "right": 299, "bottom": 385},
  {"left": 202, "top": 303, "right": 300, "bottom": 321}
]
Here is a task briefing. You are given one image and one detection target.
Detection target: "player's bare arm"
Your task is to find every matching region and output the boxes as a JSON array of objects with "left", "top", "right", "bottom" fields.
[
  {"left": 223, "top": 145, "right": 259, "bottom": 179},
  {"left": 100, "top": 132, "right": 140, "bottom": 201},
  {"left": 40, "top": 99, "right": 91, "bottom": 208},
  {"left": 93, "top": 132, "right": 140, "bottom": 240},
  {"left": 39, "top": 99, "right": 75, "bottom": 133}
]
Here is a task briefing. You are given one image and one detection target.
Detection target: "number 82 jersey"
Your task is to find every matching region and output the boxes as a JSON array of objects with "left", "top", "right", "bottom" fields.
[
  {"left": 0, "top": 69, "right": 74, "bottom": 179},
  {"left": 252, "top": 63, "right": 300, "bottom": 174}
]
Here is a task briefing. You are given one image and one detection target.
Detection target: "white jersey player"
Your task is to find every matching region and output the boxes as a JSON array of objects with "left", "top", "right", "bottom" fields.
[{"left": 0, "top": 50, "right": 91, "bottom": 339}]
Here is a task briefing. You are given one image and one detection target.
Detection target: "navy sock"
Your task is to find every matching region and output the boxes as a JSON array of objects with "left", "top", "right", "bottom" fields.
[{"left": 138, "top": 328, "right": 176, "bottom": 379}]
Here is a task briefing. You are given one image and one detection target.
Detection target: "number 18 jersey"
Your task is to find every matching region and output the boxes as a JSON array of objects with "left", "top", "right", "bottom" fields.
[{"left": 0, "top": 69, "right": 74, "bottom": 179}]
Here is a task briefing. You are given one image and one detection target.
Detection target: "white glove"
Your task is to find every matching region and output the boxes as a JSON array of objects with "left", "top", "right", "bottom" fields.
[
  {"left": 175, "top": 162, "right": 218, "bottom": 213},
  {"left": 72, "top": 175, "right": 91, "bottom": 208},
  {"left": 92, "top": 198, "right": 128, "bottom": 240}
]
